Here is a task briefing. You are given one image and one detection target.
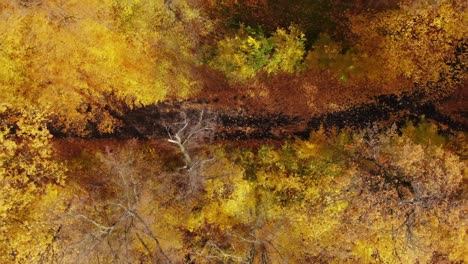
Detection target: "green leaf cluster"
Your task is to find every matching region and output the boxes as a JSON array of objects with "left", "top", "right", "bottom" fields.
[{"left": 210, "top": 25, "right": 306, "bottom": 81}]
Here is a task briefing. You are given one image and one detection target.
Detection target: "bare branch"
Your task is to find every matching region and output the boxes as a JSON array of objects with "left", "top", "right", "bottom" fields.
[{"left": 166, "top": 109, "right": 215, "bottom": 171}]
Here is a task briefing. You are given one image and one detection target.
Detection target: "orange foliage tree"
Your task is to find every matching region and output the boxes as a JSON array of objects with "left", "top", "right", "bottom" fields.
[{"left": 350, "top": 0, "right": 467, "bottom": 94}]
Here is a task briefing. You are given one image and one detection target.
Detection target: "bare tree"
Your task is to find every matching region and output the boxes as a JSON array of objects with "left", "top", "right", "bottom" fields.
[
  {"left": 165, "top": 109, "right": 215, "bottom": 169},
  {"left": 59, "top": 142, "right": 173, "bottom": 264},
  {"left": 164, "top": 109, "right": 216, "bottom": 199},
  {"left": 57, "top": 110, "right": 216, "bottom": 263}
]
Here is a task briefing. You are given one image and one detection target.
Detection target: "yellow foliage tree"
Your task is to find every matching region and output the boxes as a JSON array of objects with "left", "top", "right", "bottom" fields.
[
  {"left": 350, "top": 0, "right": 467, "bottom": 93},
  {"left": 346, "top": 124, "right": 466, "bottom": 263},
  {"left": 186, "top": 133, "right": 353, "bottom": 262},
  {"left": 0, "top": 109, "right": 67, "bottom": 263},
  {"left": 0, "top": 0, "right": 210, "bottom": 135}
]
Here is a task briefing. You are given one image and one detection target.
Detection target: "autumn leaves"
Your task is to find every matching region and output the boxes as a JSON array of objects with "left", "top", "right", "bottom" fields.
[
  {"left": 1, "top": 0, "right": 465, "bottom": 136},
  {"left": 0, "top": 0, "right": 208, "bottom": 135},
  {"left": 0, "top": 0, "right": 466, "bottom": 263}
]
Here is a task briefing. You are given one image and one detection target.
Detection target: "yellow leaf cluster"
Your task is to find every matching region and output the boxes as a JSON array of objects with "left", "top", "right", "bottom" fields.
[
  {"left": 0, "top": 0, "right": 209, "bottom": 135},
  {"left": 0, "top": 109, "right": 66, "bottom": 263},
  {"left": 351, "top": 0, "right": 467, "bottom": 89}
]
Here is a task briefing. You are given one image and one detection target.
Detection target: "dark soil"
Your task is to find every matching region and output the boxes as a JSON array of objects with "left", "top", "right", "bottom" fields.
[{"left": 63, "top": 89, "right": 466, "bottom": 141}]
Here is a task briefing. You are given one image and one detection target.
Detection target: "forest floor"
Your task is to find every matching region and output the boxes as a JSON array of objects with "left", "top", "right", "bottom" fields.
[
  {"left": 109, "top": 79, "right": 467, "bottom": 141},
  {"left": 50, "top": 68, "right": 467, "bottom": 140}
]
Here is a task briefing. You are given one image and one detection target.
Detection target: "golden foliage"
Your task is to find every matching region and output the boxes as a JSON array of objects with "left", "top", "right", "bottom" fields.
[
  {"left": 0, "top": 109, "right": 66, "bottom": 263},
  {"left": 351, "top": 0, "right": 467, "bottom": 90},
  {"left": 346, "top": 123, "right": 466, "bottom": 263},
  {"left": 0, "top": 0, "right": 210, "bottom": 135},
  {"left": 3, "top": 121, "right": 460, "bottom": 262}
]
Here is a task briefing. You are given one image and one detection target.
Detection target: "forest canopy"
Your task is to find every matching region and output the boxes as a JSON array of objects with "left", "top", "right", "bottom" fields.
[{"left": 0, "top": 0, "right": 466, "bottom": 263}]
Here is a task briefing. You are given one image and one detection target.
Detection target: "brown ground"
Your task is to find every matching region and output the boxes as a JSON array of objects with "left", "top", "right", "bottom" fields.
[
  {"left": 435, "top": 82, "right": 468, "bottom": 128},
  {"left": 192, "top": 66, "right": 415, "bottom": 117},
  {"left": 51, "top": 67, "right": 465, "bottom": 139}
]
